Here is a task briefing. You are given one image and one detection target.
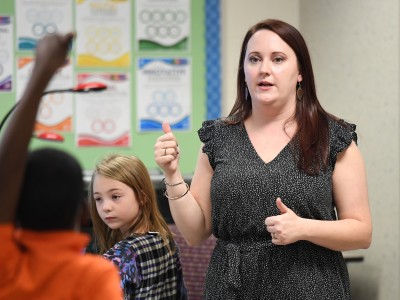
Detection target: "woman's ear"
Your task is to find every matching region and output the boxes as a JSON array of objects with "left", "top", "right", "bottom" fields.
[{"left": 298, "top": 73, "right": 303, "bottom": 82}]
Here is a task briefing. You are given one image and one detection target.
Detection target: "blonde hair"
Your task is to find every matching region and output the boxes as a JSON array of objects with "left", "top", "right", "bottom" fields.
[{"left": 88, "top": 154, "right": 174, "bottom": 254}]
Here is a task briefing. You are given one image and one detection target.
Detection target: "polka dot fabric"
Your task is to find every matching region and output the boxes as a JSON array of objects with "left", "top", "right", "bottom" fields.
[{"left": 197, "top": 118, "right": 355, "bottom": 299}]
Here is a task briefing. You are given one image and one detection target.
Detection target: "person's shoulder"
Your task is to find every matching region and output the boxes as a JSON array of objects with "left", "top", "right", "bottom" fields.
[
  {"left": 104, "top": 237, "right": 138, "bottom": 260},
  {"left": 327, "top": 116, "right": 356, "bottom": 133},
  {"left": 79, "top": 252, "right": 117, "bottom": 270},
  {"left": 327, "top": 116, "right": 357, "bottom": 143},
  {"left": 0, "top": 224, "right": 14, "bottom": 236},
  {"left": 326, "top": 116, "right": 358, "bottom": 160},
  {"left": 124, "top": 232, "right": 168, "bottom": 253},
  {"left": 104, "top": 234, "right": 164, "bottom": 257},
  {"left": 71, "top": 253, "right": 120, "bottom": 282},
  {"left": 201, "top": 116, "right": 239, "bottom": 127},
  {"left": 76, "top": 253, "right": 122, "bottom": 299},
  {"left": 200, "top": 117, "right": 224, "bottom": 128},
  {"left": 199, "top": 117, "right": 241, "bottom": 136},
  {"left": 125, "top": 232, "right": 164, "bottom": 246}
]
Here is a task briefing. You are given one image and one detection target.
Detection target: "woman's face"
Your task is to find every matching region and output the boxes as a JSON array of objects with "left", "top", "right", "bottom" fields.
[
  {"left": 93, "top": 174, "right": 140, "bottom": 237},
  {"left": 244, "top": 29, "right": 302, "bottom": 109}
]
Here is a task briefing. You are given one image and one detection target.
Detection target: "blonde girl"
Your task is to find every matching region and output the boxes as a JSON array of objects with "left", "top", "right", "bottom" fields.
[{"left": 89, "top": 154, "right": 187, "bottom": 299}]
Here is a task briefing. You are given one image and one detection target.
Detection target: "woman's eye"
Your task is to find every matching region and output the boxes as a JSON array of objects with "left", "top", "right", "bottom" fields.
[
  {"left": 248, "top": 56, "right": 260, "bottom": 63},
  {"left": 94, "top": 197, "right": 101, "bottom": 202},
  {"left": 112, "top": 195, "right": 121, "bottom": 200},
  {"left": 273, "top": 56, "right": 284, "bottom": 63}
]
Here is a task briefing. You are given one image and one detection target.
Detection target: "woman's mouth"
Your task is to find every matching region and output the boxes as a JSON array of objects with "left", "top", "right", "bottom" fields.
[{"left": 258, "top": 81, "right": 273, "bottom": 87}]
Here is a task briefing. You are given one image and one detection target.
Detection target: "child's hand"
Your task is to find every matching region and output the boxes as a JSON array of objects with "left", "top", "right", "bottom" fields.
[{"left": 34, "top": 32, "right": 75, "bottom": 74}]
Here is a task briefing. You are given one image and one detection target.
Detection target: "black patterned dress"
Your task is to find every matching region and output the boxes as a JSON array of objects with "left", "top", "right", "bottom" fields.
[{"left": 198, "top": 118, "right": 356, "bottom": 300}]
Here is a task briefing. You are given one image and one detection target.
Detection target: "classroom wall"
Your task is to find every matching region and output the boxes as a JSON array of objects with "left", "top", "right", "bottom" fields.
[
  {"left": 300, "top": 1, "right": 399, "bottom": 299},
  {"left": 1, "top": 1, "right": 399, "bottom": 298},
  {"left": 0, "top": 0, "right": 207, "bottom": 175},
  {"left": 221, "top": 1, "right": 399, "bottom": 299}
]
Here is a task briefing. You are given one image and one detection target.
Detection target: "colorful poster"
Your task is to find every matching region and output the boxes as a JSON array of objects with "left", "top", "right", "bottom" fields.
[
  {"left": 137, "top": 58, "right": 191, "bottom": 131},
  {"left": 16, "top": 57, "right": 74, "bottom": 132},
  {"left": 75, "top": 73, "right": 131, "bottom": 147},
  {"left": 0, "top": 16, "right": 13, "bottom": 92},
  {"left": 75, "top": 0, "right": 131, "bottom": 67},
  {"left": 135, "top": 0, "right": 190, "bottom": 51},
  {"left": 15, "top": 0, "right": 73, "bottom": 50}
]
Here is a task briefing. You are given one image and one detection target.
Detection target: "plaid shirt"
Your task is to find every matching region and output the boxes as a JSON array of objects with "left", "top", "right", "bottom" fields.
[{"left": 104, "top": 232, "right": 188, "bottom": 300}]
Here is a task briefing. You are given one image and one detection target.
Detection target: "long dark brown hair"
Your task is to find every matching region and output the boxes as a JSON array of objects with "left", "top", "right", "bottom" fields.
[
  {"left": 228, "top": 19, "right": 339, "bottom": 175},
  {"left": 88, "top": 154, "right": 175, "bottom": 254}
]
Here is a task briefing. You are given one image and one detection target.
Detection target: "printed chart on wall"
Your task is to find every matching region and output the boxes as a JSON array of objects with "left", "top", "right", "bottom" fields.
[
  {"left": 135, "top": 0, "right": 190, "bottom": 51},
  {"left": 75, "top": 0, "right": 131, "bottom": 67},
  {"left": 75, "top": 73, "right": 131, "bottom": 147},
  {"left": 137, "top": 58, "right": 191, "bottom": 131},
  {"left": 0, "top": 16, "right": 13, "bottom": 92},
  {"left": 16, "top": 57, "right": 74, "bottom": 132},
  {"left": 16, "top": 0, "right": 73, "bottom": 50}
]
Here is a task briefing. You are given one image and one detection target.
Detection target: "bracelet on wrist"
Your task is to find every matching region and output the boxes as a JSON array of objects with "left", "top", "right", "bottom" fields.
[
  {"left": 164, "top": 182, "right": 189, "bottom": 200},
  {"left": 162, "top": 177, "right": 184, "bottom": 187}
]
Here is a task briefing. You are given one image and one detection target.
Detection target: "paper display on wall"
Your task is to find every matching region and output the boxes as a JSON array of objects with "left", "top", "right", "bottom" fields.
[
  {"left": 75, "top": 0, "right": 131, "bottom": 67},
  {"left": 75, "top": 73, "right": 131, "bottom": 147},
  {"left": 137, "top": 57, "right": 191, "bottom": 131},
  {"left": 16, "top": 0, "right": 73, "bottom": 50},
  {"left": 16, "top": 57, "right": 74, "bottom": 132},
  {"left": 0, "top": 16, "right": 13, "bottom": 92},
  {"left": 135, "top": 0, "right": 190, "bottom": 51}
]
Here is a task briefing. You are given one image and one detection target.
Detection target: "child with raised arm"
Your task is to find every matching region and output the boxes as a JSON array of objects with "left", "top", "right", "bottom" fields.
[
  {"left": 0, "top": 33, "right": 122, "bottom": 300},
  {"left": 88, "top": 154, "right": 188, "bottom": 300}
]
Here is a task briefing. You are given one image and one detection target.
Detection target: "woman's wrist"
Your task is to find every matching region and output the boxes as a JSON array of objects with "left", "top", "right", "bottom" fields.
[
  {"left": 164, "top": 182, "right": 189, "bottom": 200},
  {"left": 163, "top": 178, "right": 185, "bottom": 186},
  {"left": 163, "top": 170, "right": 184, "bottom": 185},
  {"left": 162, "top": 171, "right": 189, "bottom": 200}
]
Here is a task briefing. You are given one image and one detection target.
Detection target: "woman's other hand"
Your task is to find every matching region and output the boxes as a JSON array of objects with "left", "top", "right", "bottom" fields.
[{"left": 265, "top": 198, "right": 304, "bottom": 245}]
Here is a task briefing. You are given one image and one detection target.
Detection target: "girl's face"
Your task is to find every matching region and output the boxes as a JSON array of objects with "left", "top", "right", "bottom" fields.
[
  {"left": 93, "top": 174, "right": 140, "bottom": 237},
  {"left": 244, "top": 29, "right": 302, "bottom": 109}
]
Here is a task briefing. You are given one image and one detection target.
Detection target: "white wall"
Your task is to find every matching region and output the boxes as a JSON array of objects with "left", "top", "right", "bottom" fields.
[
  {"left": 220, "top": 1, "right": 399, "bottom": 299},
  {"left": 300, "top": 1, "right": 399, "bottom": 299}
]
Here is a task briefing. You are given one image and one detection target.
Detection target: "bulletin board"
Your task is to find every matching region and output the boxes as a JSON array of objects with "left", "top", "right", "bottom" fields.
[{"left": 0, "top": 0, "right": 221, "bottom": 175}]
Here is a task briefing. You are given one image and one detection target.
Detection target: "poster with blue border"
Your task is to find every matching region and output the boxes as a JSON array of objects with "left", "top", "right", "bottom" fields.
[{"left": 137, "top": 57, "right": 191, "bottom": 131}]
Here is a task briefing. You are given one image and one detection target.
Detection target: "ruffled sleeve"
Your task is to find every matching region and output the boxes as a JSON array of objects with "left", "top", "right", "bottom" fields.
[
  {"left": 329, "top": 119, "right": 358, "bottom": 169},
  {"left": 198, "top": 119, "right": 219, "bottom": 169}
]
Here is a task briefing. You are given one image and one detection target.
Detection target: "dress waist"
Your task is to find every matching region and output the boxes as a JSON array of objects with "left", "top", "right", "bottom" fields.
[
  {"left": 217, "top": 237, "right": 274, "bottom": 250},
  {"left": 215, "top": 238, "right": 275, "bottom": 291},
  {"left": 210, "top": 237, "right": 347, "bottom": 299}
]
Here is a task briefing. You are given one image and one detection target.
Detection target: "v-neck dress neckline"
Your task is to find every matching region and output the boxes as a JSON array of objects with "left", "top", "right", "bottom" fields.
[{"left": 240, "top": 122, "right": 292, "bottom": 167}]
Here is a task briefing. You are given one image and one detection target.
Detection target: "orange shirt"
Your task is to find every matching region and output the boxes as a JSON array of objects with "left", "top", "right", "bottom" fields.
[{"left": 0, "top": 224, "right": 122, "bottom": 300}]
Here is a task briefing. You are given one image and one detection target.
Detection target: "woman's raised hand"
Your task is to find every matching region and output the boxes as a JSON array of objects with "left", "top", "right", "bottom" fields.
[{"left": 154, "top": 121, "right": 180, "bottom": 175}]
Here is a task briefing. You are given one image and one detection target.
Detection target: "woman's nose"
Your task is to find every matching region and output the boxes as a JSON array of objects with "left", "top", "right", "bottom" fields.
[{"left": 260, "top": 60, "right": 271, "bottom": 75}]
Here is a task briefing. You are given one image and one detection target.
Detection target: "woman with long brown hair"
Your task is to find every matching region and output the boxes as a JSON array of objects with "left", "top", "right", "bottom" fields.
[{"left": 154, "top": 19, "right": 371, "bottom": 299}]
